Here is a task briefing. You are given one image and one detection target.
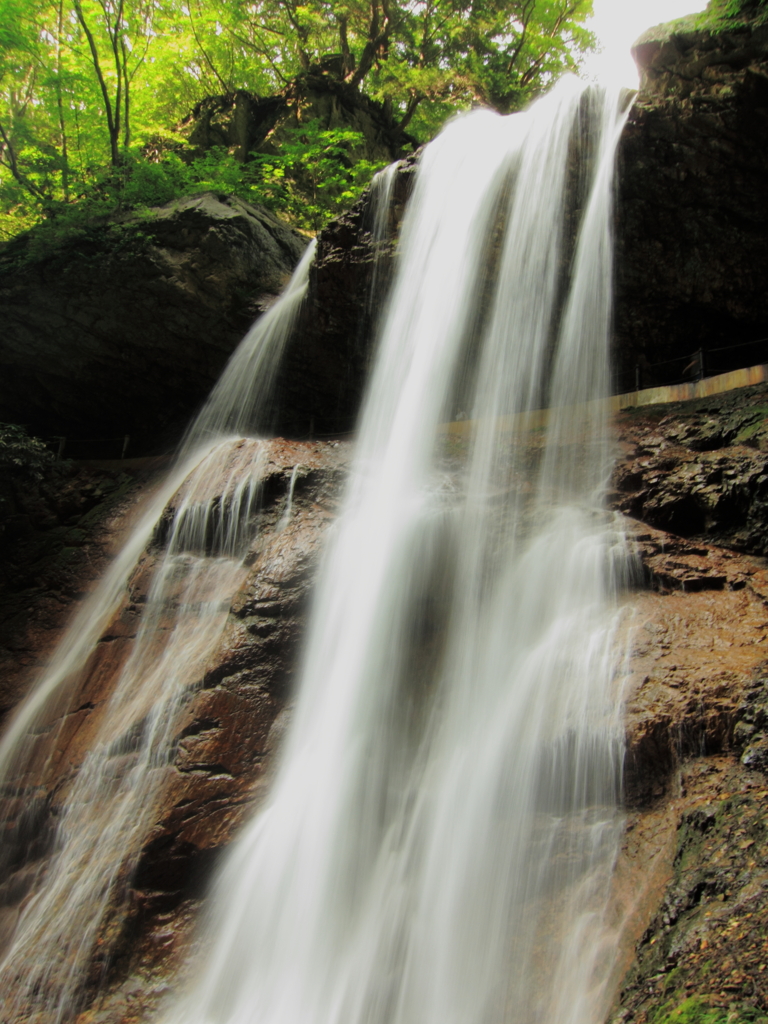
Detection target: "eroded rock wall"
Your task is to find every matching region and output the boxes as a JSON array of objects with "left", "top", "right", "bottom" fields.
[
  {"left": 0, "top": 438, "right": 350, "bottom": 1022},
  {"left": 3, "top": 392, "right": 768, "bottom": 1022},
  {"left": 607, "top": 391, "right": 768, "bottom": 1024}
]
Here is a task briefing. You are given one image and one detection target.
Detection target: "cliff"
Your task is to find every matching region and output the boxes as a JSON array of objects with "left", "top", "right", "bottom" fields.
[
  {"left": 2, "top": 11, "right": 767, "bottom": 448},
  {"left": 3, "top": 390, "right": 768, "bottom": 1022},
  {"left": 614, "top": 13, "right": 768, "bottom": 391}
]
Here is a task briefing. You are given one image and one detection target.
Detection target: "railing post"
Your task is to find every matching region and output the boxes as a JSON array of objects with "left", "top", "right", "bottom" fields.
[
  {"left": 698, "top": 347, "right": 706, "bottom": 381},
  {"left": 121, "top": 435, "right": 130, "bottom": 459}
]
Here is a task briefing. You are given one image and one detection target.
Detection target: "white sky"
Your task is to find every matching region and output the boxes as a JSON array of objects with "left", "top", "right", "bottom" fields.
[{"left": 580, "top": 0, "right": 709, "bottom": 87}]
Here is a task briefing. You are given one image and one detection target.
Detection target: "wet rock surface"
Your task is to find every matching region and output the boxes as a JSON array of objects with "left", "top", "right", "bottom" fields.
[
  {"left": 0, "top": 195, "right": 306, "bottom": 453},
  {"left": 0, "top": 439, "right": 350, "bottom": 1021},
  {"left": 612, "top": 756, "right": 768, "bottom": 1024},
  {"left": 125, "top": 440, "right": 349, "bottom": 915},
  {"left": 0, "top": 457, "right": 169, "bottom": 725},
  {"left": 5, "top": 384, "right": 768, "bottom": 1021},
  {"left": 607, "top": 387, "right": 768, "bottom": 1023},
  {"left": 610, "top": 554, "right": 768, "bottom": 1023},
  {"left": 611, "top": 384, "right": 768, "bottom": 557}
]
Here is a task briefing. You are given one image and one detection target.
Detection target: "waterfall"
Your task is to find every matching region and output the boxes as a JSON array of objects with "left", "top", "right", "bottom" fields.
[
  {"left": 0, "top": 75, "right": 634, "bottom": 1024},
  {"left": 0, "top": 245, "right": 316, "bottom": 1023},
  {"left": 168, "top": 78, "right": 632, "bottom": 1024},
  {"left": 366, "top": 162, "right": 398, "bottom": 313}
]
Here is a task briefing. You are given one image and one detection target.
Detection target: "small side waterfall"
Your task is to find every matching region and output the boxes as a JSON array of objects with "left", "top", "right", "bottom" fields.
[
  {"left": 169, "top": 79, "right": 632, "bottom": 1024},
  {"left": 0, "top": 246, "right": 316, "bottom": 1023}
]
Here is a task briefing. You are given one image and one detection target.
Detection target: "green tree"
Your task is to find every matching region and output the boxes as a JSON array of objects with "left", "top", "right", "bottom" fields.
[
  {"left": 0, "top": 0, "right": 596, "bottom": 239},
  {"left": 219, "top": 0, "right": 595, "bottom": 135}
]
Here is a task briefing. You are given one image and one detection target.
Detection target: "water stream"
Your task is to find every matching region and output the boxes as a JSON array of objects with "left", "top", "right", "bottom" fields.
[{"left": 169, "top": 78, "right": 633, "bottom": 1024}]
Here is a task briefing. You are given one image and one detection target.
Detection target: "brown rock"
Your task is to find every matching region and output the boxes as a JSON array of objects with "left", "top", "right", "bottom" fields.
[{"left": 0, "top": 438, "right": 350, "bottom": 1016}]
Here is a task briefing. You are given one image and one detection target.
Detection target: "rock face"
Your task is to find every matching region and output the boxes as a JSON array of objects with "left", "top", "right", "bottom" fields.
[
  {"left": 3, "top": 16, "right": 768, "bottom": 455},
  {"left": 278, "top": 14, "right": 768, "bottom": 429},
  {"left": 0, "top": 455, "right": 169, "bottom": 724},
  {"left": 0, "top": 194, "right": 306, "bottom": 454},
  {"left": 0, "top": 439, "right": 350, "bottom": 1021},
  {"left": 178, "top": 72, "right": 415, "bottom": 167},
  {"left": 4, "top": 16, "right": 768, "bottom": 1022},
  {"left": 605, "top": 390, "right": 768, "bottom": 1024},
  {"left": 611, "top": 383, "right": 768, "bottom": 556},
  {"left": 271, "top": 157, "right": 415, "bottom": 436},
  {"left": 613, "top": 14, "right": 768, "bottom": 391}
]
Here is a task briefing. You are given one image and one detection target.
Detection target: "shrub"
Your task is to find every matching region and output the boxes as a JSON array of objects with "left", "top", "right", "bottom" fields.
[{"left": 0, "top": 424, "right": 54, "bottom": 478}]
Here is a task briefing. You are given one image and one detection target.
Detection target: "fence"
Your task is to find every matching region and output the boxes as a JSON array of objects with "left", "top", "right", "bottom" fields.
[
  {"left": 34, "top": 339, "right": 768, "bottom": 455},
  {"left": 45, "top": 434, "right": 131, "bottom": 461},
  {"left": 634, "top": 336, "right": 768, "bottom": 391}
]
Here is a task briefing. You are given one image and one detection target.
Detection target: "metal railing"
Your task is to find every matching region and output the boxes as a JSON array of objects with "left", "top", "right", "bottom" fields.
[
  {"left": 45, "top": 434, "right": 131, "bottom": 461},
  {"left": 633, "top": 336, "right": 768, "bottom": 391}
]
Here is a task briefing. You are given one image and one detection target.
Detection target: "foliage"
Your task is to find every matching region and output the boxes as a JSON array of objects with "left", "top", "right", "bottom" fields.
[
  {"left": 220, "top": 0, "right": 596, "bottom": 130},
  {"left": 0, "top": 0, "right": 596, "bottom": 239},
  {"left": 653, "top": 996, "right": 768, "bottom": 1024},
  {"left": 0, "top": 423, "right": 54, "bottom": 476},
  {"left": 696, "top": 0, "right": 768, "bottom": 28},
  {"left": 248, "top": 120, "right": 385, "bottom": 230},
  {"left": 0, "top": 116, "right": 382, "bottom": 252},
  {"left": 131, "top": 120, "right": 383, "bottom": 230}
]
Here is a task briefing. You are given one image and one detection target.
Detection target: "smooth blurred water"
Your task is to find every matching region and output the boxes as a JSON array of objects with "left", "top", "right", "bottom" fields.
[{"left": 171, "top": 78, "right": 632, "bottom": 1024}]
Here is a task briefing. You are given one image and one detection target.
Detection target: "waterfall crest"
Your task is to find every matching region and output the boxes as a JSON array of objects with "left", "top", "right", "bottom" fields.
[{"left": 169, "top": 78, "right": 632, "bottom": 1024}]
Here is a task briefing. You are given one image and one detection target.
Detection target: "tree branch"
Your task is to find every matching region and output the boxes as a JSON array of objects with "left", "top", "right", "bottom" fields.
[
  {"left": 338, "top": 14, "right": 354, "bottom": 77},
  {"left": 187, "top": 6, "right": 231, "bottom": 94},
  {"left": 0, "top": 118, "right": 47, "bottom": 199},
  {"left": 228, "top": 29, "right": 290, "bottom": 85},
  {"left": 396, "top": 92, "right": 422, "bottom": 131},
  {"left": 74, "top": 0, "right": 120, "bottom": 164}
]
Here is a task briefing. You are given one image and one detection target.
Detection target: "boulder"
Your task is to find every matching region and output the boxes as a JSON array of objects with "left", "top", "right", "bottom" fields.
[{"left": 0, "top": 194, "right": 307, "bottom": 454}]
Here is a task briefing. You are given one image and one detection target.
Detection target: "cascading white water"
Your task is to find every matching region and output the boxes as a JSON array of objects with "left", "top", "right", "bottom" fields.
[
  {"left": 0, "top": 244, "right": 317, "bottom": 1023},
  {"left": 168, "top": 78, "right": 632, "bottom": 1024},
  {"left": 187, "top": 241, "right": 316, "bottom": 450},
  {"left": 366, "top": 163, "right": 398, "bottom": 313}
]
